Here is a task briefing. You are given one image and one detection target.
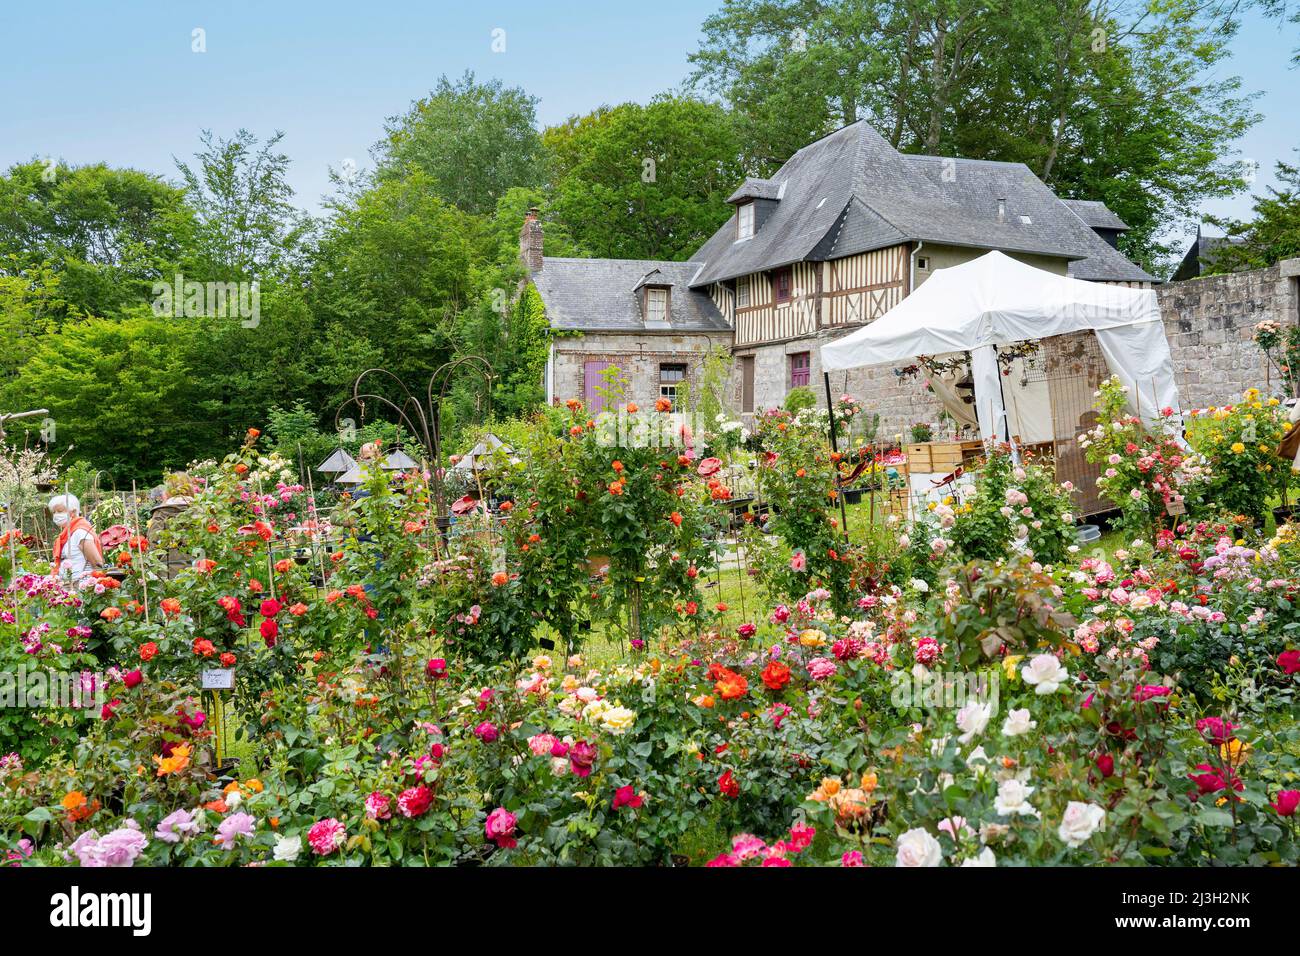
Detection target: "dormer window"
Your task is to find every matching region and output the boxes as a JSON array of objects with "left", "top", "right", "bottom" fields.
[
  {"left": 737, "top": 202, "right": 755, "bottom": 241},
  {"left": 646, "top": 287, "right": 668, "bottom": 324}
]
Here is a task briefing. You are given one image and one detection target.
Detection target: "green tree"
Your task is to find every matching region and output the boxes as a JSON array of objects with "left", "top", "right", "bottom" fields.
[
  {"left": 544, "top": 95, "right": 748, "bottom": 260},
  {"left": 0, "top": 261, "right": 64, "bottom": 381},
  {"left": 376, "top": 72, "right": 546, "bottom": 216},
  {"left": 2, "top": 312, "right": 207, "bottom": 480},
  {"left": 688, "top": 0, "right": 1260, "bottom": 270},
  {"left": 309, "top": 168, "right": 479, "bottom": 384},
  {"left": 174, "top": 128, "right": 310, "bottom": 282},
  {"left": 0, "top": 160, "right": 193, "bottom": 319},
  {"left": 1205, "top": 156, "right": 1300, "bottom": 272}
]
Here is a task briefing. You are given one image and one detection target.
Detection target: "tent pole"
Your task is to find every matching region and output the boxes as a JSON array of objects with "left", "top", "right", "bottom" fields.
[
  {"left": 992, "top": 346, "right": 1012, "bottom": 446},
  {"left": 823, "top": 371, "right": 850, "bottom": 540}
]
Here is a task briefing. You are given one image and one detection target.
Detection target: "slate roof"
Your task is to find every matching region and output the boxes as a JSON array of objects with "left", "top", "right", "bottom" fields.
[
  {"left": 1061, "top": 199, "right": 1129, "bottom": 231},
  {"left": 726, "top": 177, "right": 784, "bottom": 203},
  {"left": 532, "top": 258, "right": 730, "bottom": 333},
  {"left": 688, "top": 121, "right": 1153, "bottom": 286},
  {"left": 1066, "top": 227, "right": 1157, "bottom": 283}
]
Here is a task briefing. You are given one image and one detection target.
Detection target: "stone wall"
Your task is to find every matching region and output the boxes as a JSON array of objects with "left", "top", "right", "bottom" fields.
[
  {"left": 736, "top": 332, "right": 942, "bottom": 442},
  {"left": 1157, "top": 260, "right": 1300, "bottom": 409},
  {"left": 551, "top": 330, "right": 732, "bottom": 410}
]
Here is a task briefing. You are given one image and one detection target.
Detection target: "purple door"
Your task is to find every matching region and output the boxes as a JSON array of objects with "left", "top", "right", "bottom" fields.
[{"left": 583, "top": 360, "right": 612, "bottom": 413}]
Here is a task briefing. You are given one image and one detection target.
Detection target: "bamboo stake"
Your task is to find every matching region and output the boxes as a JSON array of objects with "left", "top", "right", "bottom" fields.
[
  {"left": 130, "top": 481, "right": 150, "bottom": 625},
  {"left": 299, "top": 443, "right": 329, "bottom": 594}
]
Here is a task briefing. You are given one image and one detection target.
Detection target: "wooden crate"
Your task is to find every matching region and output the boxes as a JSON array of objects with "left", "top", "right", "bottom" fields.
[{"left": 905, "top": 441, "right": 970, "bottom": 473}]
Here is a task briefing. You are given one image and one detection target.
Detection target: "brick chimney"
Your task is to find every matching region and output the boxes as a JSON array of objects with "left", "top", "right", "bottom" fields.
[{"left": 520, "top": 206, "right": 544, "bottom": 274}]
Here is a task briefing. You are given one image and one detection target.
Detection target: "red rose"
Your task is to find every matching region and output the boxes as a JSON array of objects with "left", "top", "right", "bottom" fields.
[
  {"left": 1096, "top": 754, "right": 1114, "bottom": 778},
  {"left": 1278, "top": 649, "right": 1300, "bottom": 675},
  {"left": 1272, "top": 790, "right": 1300, "bottom": 816},
  {"left": 101, "top": 699, "right": 122, "bottom": 720},
  {"left": 718, "top": 770, "right": 739, "bottom": 799},
  {"left": 259, "top": 598, "right": 282, "bottom": 618},
  {"left": 425, "top": 658, "right": 448, "bottom": 680},
  {"left": 122, "top": 670, "right": 143, "bottom": 689},
  {"left": 260, "top": 618, "right": 279, "bottom": 646},
  {"left": 612, "top": 785, "right": 643, "bottom": 810}
]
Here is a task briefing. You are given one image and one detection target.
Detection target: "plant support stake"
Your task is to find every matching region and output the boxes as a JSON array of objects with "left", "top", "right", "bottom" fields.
[{"left": 823, "top": 372, "right": 850, "bottom": 540}]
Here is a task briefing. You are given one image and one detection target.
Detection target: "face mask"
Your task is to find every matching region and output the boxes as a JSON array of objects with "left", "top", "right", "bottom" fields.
[{"left": 52, "top": 513, "right": 69, "bottom": 527}]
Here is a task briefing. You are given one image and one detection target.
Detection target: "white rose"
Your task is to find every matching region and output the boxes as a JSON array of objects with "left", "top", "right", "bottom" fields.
[
  {"left": 1001, "top": 707, "right": 1037, "bottom": 737},
  {"left": 960, "top": 846, "right": 997, "bottom": 867},
  {"left": 994, "top": 778, "right": 1039, "bottom": 817},
  {"left": 273, "top": 834, "right": 301, "bottom": 863},
  {"left": 895, "top": 827, "right": 943, "bottom": 867},
  {"left": 1020, "top": 654, "right": 1069, "bottom": 694},
  {"left": 955, "top": 702, "right": 991, "bottom": 744},
  {"left": 1057, "top": 801, "right": 1106, "bottom": 848}
]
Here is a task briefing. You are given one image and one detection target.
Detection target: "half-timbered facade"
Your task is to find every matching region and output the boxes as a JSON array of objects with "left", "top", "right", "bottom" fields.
[{"left": 525, "top": 120, "right": 1155, "bottom": 421}]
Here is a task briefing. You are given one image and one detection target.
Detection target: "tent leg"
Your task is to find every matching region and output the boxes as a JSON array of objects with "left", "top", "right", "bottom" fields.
[{"left": 823, "top": 372, "right": 850, "bottom": 540}]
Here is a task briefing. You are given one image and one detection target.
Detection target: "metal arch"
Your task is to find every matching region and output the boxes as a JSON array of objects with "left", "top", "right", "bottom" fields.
[{"left": 332, "top": 357, "right": 496, "bottom": 517}]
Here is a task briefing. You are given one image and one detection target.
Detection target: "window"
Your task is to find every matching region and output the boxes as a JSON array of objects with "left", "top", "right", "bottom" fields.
[
  {"left": 789, "top": 352, "right": 810, "bottom": 389},
  {"left": 737, "top": 202, "right": 755, "bottom": 240},
  {"left": 645, "top": 287, "right": 668, "bottom": 325},
  {"left": 773, "top": 267, "right": 793, "bottom": 304},
  {"left": 659, "top": 363, "right": 687, "bottom": 401},
  {"left": 736, "top": 276, "right": 751, "bottom": 309},
  {"left": 916, "top": 256, "right": 931, "bottom": 271}
]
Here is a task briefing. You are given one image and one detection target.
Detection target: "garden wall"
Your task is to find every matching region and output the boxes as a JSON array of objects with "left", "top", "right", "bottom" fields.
[{"left": 1157, "top": 258, "right": 1300, "bottom": 409}]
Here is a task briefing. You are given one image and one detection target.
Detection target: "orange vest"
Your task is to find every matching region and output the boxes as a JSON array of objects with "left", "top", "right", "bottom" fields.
[{"left": 52, "top": 516, "right": 94, "bottom": 576}]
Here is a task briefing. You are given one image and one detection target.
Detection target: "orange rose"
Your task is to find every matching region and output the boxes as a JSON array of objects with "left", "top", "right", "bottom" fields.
[
  {"left": 100, "top": 607, "right": 122, "bottom": 622},
  {"left": 761, "top": 660, "right": 791, "bottom": 691},
  {"left": 160, "top": 598, "right": 181, "bottom": 616},
  {"left": 491, "top": 571, "right": 509, "bottom": 587},
  {"left": 139, "top": 642, "right": 159, "bottom": 661}
]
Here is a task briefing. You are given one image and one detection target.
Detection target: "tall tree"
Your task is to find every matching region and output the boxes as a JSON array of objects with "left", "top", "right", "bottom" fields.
[
  {"left": 689, "top": 0, "right": 1261, "bottom": 269},
  {"left": 544, "top": 95, "right": 748, "bottom": 260},
  {"left": 174, "top": 129, "right": 310, "bottom": 283},
  {"left": 1205, "top": 155, "right": 1300, "bottom": 271},
  {"left": 0, "top": 161, "right": 192, "bottom": 319},
  {"left": 309, "top": 168, "right": 479, "bottom": 384},
  {"left": 376, "top": 72, "right": 546, "bottom": 216}
]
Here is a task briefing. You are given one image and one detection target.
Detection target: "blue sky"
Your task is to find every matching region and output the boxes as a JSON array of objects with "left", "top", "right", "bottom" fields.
[{"left": 1, "top": 0, "right": 1295, "bottom": 249}]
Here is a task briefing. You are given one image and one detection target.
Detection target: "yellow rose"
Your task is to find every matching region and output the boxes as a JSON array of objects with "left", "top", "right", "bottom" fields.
[
  {"left": 1231, "top": 442, "right": 1245, "bottom": 454},
  {"left": 1002, "top": 654, "right": 1023, "bottom": 682},
  {"left": 599, "top": 704, "right": 637, "bottom": 735}
]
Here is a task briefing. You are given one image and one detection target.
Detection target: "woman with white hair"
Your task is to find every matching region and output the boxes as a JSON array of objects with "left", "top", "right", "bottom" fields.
[{"left": 48, "top": 493, "right": 103, "bottom": 585}]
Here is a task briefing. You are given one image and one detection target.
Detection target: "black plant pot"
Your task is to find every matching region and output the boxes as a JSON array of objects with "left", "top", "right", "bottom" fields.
[
  {"left": 1272, "top": 504, "right": 1300, "bottom": 528},
  {"left": 843, "top": 489, "right": 864, "bottom": 506}
]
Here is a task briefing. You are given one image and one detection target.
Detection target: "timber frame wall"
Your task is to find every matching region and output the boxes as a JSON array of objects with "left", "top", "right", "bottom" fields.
[{"left": 718, "top": 244, "right": 912, "bottom": 348}]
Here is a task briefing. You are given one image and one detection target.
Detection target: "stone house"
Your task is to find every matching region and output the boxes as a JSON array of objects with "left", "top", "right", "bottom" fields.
[{"left": 524, "top": 120, "right": 1154, "bottom": 428}]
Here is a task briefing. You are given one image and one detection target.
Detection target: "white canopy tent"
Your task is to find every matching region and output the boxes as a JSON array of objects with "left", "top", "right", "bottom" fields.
[{"left": 820, "top": 251, "right": 1182, "bottom": 442}]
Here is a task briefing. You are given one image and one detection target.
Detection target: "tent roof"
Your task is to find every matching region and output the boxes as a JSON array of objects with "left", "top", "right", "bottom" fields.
[
  {"left": 316, "top": 448, "right": 358, "bottom": 473},
  {"left": 453, "top": 434, "right": 521, "bottom": 472},
  {"left": 820, "top": 251, "right": 1161, "bottom": 371}
]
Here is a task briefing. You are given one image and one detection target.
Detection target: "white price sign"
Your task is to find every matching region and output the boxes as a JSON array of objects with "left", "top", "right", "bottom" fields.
[{"left": 200, "top": 668, "right": 235, "bottom": 690}]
